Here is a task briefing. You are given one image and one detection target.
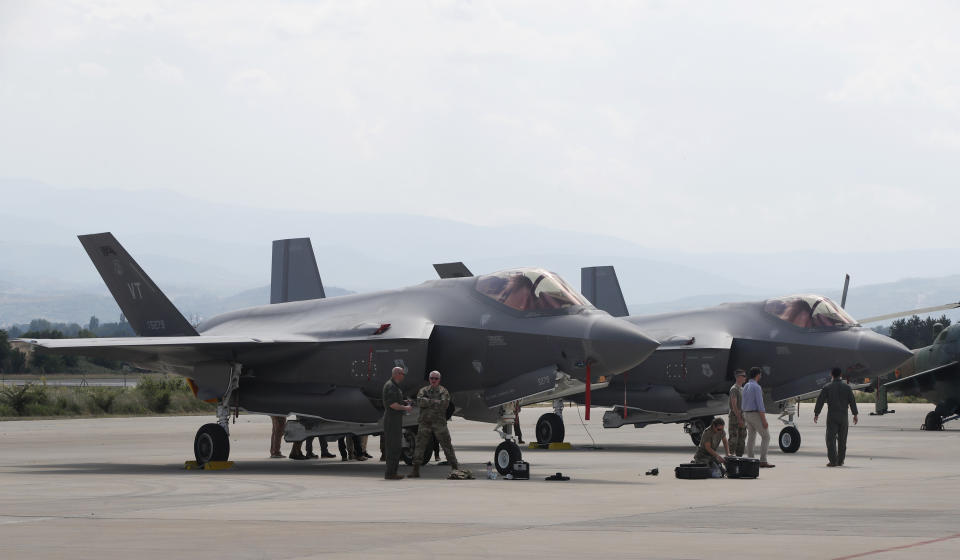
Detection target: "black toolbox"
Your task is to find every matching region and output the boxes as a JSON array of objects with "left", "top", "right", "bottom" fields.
[
  {"left": 675, "top": 463, "right": 712, "bottom": 479},
  {"left": 724, "top": 456, "right": 760, "bottom": 479}
]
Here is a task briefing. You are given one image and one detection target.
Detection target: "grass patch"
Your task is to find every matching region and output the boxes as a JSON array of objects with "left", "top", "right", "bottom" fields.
[{"left": 0, "top": 375, "right": 216, "bottom": 419}]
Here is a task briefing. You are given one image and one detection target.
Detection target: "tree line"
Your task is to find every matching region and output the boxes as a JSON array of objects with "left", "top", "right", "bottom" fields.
[{"left": 1, "top": 315, "right": 134, "bottom": 374}]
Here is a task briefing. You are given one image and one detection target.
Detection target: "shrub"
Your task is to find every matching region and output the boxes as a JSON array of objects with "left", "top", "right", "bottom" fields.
[
  {"left": 0, "top": 383, "right": 48, "bottom": 416},
  {"left": 87, "top": 387, "right": 119, "bottom": 414}
]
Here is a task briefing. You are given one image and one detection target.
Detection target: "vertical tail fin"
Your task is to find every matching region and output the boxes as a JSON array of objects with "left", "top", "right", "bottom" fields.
[
  {"left": 581, "top": 266, "right": 629, "bottom": 317},
  {"left": 270, "top": 238, "right": 325, "bottom": 304},
  {"left": 77, "top": 233, "right": 198, "bottom": 336},
  {"left": 432, "top": 262, "right": 473, "bottom": 279}
]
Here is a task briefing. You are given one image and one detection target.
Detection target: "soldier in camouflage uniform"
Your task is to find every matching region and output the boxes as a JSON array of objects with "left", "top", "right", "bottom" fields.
[
  {"left": 382, "top": 366, "right": 412, "bottom": 480},
  {"left": 409, "top": 370, "right": 459, "bottom": 478},
  {"left": 727, "top": 369, "right": 747, "bottom": 456},
  {"left": 692, "top": 417, "right": 729, "bottom": 469}
]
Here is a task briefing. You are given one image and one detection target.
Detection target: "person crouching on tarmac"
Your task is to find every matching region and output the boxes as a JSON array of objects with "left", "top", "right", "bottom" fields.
[
  {"left": 692, "top": 417, "right": 729, "bottom": 472},
  {"left": 410, "top": 370, "right": 459, "bottom": 478}
]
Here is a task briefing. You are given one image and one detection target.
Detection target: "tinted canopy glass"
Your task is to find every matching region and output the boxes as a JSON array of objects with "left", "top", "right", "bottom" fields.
[
  {"left": 476, "top": 269, "right": 590, "bottom": 312},
  {"left": 764, "top": 295, "right": 858, "bottom": 328}
]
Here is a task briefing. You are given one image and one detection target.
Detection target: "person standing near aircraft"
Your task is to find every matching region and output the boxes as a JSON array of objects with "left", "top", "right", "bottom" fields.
[
  {"left": 742, "top": 367, "right": 775, "bottom": 468},
  {"left": 270, "top": 415, "right": 286, "bottom": 459},
  {"left": 383, "top": 366, "right": 412, "bottom": 480},
  {"left": 814, "top": 367, "right": 859, "bottom": 467},
  {"left": 728, "top": 369, "right": 747, "bottom": 457},
  {"left": 410, "top": 370, "right": 459, "bottom": 477}
]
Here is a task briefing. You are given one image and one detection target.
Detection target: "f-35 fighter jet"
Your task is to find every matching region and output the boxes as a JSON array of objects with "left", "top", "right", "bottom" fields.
[
  {"left": 16, "top": 234, "right": 658, "bottom": 472},
  {"left": 434, "top": 263, "right": 912, "bottom": 453}
]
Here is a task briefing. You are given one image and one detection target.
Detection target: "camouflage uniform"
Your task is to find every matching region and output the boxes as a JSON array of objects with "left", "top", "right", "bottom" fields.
[
  {"left": 382, "top": 378, "right": 405, "bottom": 478},
  {"left": 411, "top": 384, "right": 458, "bottom": 475},
  {"left": 693, "top": 426, "right": 726, "bottom": 468},
  {"left": 727, "top": 383, "right": 747, "bottom": 457}
]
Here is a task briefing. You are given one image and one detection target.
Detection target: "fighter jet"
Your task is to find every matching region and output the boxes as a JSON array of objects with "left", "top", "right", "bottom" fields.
[
  {"left": 434, "top": 263, "right": 912, "bottom": 453},
  {"left": 881, "top": 323, "right": 960, "bottom": 431},
  {"left": 15, "top": 234, "right": 658, "bottom": 473}
]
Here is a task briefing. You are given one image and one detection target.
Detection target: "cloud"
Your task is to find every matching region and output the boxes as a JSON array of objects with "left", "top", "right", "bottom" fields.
[
  {"left": 142, "top": 58, "right": 184, "bottom": 84},
  {"left": 227, "top": 68, "right": 282, "bottom": 96},
  {"left": 61, "top": 62, "right": 109, "bottom": 78}
]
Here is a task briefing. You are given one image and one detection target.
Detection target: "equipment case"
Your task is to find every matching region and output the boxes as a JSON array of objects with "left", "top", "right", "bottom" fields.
[
  {"left": 674, "top": 463, "right": 712, "bottom": 479},
  {"left": 724, "top": 456, "right": 759, "bottom": 479}
]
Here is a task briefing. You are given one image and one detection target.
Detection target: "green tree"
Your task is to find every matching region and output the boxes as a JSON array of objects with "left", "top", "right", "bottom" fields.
[
  {"left": 888, "top": 314, "right": 952, "bottom": 350},
  {"left": 0, "top": 330, "right": 9, "bottom": 371}
]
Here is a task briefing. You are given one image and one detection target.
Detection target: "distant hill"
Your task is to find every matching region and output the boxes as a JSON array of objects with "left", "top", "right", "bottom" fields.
[{"left": 3, "top": 179, "right": 960, "bottom": 327}]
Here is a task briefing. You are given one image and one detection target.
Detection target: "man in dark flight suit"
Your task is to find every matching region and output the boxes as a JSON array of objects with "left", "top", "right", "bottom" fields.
[
  {"left": 814, "top": 367, "right": 859, "bottom": 467},
  {"left": 382, "top": 366, "right": 412, "bottom": 480}
]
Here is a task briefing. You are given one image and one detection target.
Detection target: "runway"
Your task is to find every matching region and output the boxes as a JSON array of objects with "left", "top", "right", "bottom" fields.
[{"left": 1, "top": 403, "right": 958, "bottom": 559}]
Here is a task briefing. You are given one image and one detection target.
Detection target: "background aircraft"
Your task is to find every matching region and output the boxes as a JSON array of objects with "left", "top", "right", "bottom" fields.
[
  {"left": 882, "top": 323, "right": 960, "bottom": 430},
  {"left": 435, "top": 263, "right": 912, "bottom": 453},
  {"left": 16, "top": 234, "right": 658, "bottom": 473}
]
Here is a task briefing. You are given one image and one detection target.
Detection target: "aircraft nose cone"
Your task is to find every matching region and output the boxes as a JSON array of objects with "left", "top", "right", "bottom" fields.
[
  {"left": 586, "top": 315, "right": 659, "bottom": 376},
  {"left": 858, "top": 330, "right": 912, "bottom": 375}
]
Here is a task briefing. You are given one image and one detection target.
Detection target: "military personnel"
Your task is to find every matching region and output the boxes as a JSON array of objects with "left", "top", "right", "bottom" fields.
[
  {"left": 742, "top": 366, "right": 774, "bottom": 468},
  {"left": 410, "top": 370, "right": 459, "bottom": 478},
  {"left": 382, "top": 366, "right": 412, "bottom": 480},
  {"left": 727, "top": 369, "right": 747, "bottom": 457},
  {"left": 692, "top": 417, "right": 729, "bottom": 469},
  {"left": 814, "top": 367, "right": 859, "bottom": 467},
  {"left": 269, "top": 415, "right": 286, "bottom": 459}
]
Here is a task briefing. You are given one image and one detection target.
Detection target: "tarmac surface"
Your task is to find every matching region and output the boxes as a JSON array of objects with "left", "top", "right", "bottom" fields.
[{"left": 1, "top": 403, "right": 958, "bottom": 560}]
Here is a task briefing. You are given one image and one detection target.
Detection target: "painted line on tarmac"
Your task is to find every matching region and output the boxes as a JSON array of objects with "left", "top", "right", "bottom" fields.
[{"left": 832, "top": 532, "right": 960, "bottom": 559}]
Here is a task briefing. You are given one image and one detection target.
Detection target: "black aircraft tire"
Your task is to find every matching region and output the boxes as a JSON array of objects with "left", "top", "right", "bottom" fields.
[
  {"left": 494, "top": 441, "right": 522, "bottom": 475},
  {"left": 779, "top": 426, "right": 801, "bottom": 453},
  {"left": 535, "top": 413, "right": 565, "bottom": 444},
  {"left": 689, "top": 432, "right": 702, "bottom": 446},
  {"left": 923, "top": 411, "right": 944, "bottom": 431},
  {"left": 194, "top": 423, "right": 230, "bottom": 465},
  {"left": 401, "top": 428, "right": 417, "bottom": 465}
]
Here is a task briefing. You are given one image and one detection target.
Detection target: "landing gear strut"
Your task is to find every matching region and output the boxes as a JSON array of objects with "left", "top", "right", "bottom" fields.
[
  {"left": 777, "top": 398, "right": 802, "bottom": 453},
  {"left": 493, "top": 401, "right": 523, "bottom": 475},
  {"left": 193, "top": 363, "right": 240, "bottom": 465},
  {"left": 683, "top": 416, "right": 713, "bottom": 446},
  {"left": 535, "top": 400, "right": 566, "bottom": 444}
]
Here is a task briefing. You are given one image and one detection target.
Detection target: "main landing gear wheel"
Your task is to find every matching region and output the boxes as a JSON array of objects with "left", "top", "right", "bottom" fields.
[
  {"left": 494, "top": 441, "right": 522, "bottom": 475},
  {"left": 535, "top": 412, "right": 565, "bottom": 444},
  {"left": 779, "top": 426, "right": 801, "bottom": 453},
  {"left": 401, "top": 428, "right": 417, "bottom": 465},
  {"left": 194, "top": 423, "right": 230, "bottom": 465},
  {"left": 923, "top": 411, "right": 944, "bottom": 431},
  {"left": 689, "top": 432, "right": 702, "bottom": 446}
]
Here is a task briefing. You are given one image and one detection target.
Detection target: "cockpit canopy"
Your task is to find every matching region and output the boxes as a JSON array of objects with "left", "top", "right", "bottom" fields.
[
  {"left": 764, "top": 295, "right": 859, "bottom": 329},
  {"left": 476, "top": 268, "right": 591, "bottom": 313}
]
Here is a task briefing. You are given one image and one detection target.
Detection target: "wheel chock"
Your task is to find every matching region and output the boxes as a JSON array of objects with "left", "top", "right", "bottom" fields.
[
  {"left": 184, "top": 460, "right": 235, "bottom": 470},
  {"left": 527, "top": 442, "right": 572, "bottom": 450}
]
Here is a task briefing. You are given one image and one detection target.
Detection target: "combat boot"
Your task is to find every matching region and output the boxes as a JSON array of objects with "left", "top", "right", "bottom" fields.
[
  {"left": 409, "top": 463, "right": 420, "bottom": 478},
  {"left": 450, "top": 461, "right": 459, "bottom": 470}
]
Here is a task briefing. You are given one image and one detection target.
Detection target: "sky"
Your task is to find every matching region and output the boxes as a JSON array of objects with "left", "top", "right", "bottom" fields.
[{"left": 2, "top": 1, "right": 959, "bottom": 253}]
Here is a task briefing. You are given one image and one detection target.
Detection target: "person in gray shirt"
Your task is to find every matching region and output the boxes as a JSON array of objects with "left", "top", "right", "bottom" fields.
[{"left": 814, "top": 367, "right": 859, "bottom": 467}]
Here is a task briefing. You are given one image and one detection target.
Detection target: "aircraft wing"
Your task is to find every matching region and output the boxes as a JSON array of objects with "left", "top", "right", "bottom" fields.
[
  {"left": 858, "top": 302, "right": 960, "bottom": 324},
  {"left": 15, "top": 327, "right": 432, "bottom": 372},
  {"left": 883, "top": 360, "right": 960, "bottom": 398}
]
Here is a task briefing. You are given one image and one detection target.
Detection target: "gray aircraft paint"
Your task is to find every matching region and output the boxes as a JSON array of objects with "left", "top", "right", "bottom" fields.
[
  {"left": 576, "top": 266, "right": 912, "bottom": 433},
  {"left": 17, "top": 234, "right": 658, "bottom": 428},
  {"left": 271, "top": 237, "right": 325, "bottom": 304}
]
